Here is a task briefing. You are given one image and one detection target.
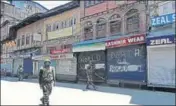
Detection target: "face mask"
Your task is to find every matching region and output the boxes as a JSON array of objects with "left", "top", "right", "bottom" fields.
[{"left": 44, "top": 61, "right": 51, "bottom": 67}]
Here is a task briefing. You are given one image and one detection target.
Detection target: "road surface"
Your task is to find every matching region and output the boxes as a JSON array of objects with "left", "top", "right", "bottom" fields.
[{"left": 1, "top": 77, "right": 175, "bottom": 105}]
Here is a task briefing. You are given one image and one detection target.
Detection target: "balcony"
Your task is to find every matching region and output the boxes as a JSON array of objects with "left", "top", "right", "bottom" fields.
[{"left": 13, "top": 41, "right": 43, "bottom": 52}]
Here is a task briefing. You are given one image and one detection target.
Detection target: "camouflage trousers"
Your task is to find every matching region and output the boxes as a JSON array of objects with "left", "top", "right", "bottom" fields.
[
  {"left": 41, "top": 83, "right": 52, "bottom": 105},
  {"left": 86, "top": 75, "right": 96, "bottom": 90},
  {"left": 18, "top": 73, "right": 23, "bottom": 81}
]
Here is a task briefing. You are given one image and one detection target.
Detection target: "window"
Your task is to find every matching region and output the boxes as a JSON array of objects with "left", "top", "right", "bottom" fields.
[
  {"left": 26, "top": 36, "right": 30, "bottom": 45},
  {"left": 46, "top": 24, "right": 51, "bottom": 32},
  {"left": 31, "top": 35, "right": 34, "bottom": 43},
  {"left": 110, "top": 21, "right": 121, "bottom": 35},
  {"left": 172, "top": 1, "right": 175, "bottom": 10},
  {"left": 21, "top": 35, "right": 25, "bottom": 46},
  {"left": 69, "top": 18, "right": 73, "bottom": 27},
  {"left": 162, "top": 3, "right": 169, "bottom": 15},
  {"left": 84, "top": 21, "right": 93, "bottom": 40},
  {"left": 17, "top": 39, "right": 20, "bottom": 47},
  {"left": 60, "top": 44, "right": 71, "bottom": 49},
  {"left": 64, "top": 20, "right": 67, "bottom": 28},
  {"left": 109, "top": 14, "right": 121, "bottom": 35},
  {"left": 53, "top": 23, "right": 56, "bottom": 31},
  {"left": 61, "top": 21, "right": 64, "bottom": 29},
  {"left": 85, "top": 0, "right": 104, "bottom": 7},
  {"left": 96, "top": 18, "right": 106, "bottom": 38},
  {"left": 56, "top": 22, "right": 59, "bottom": 30},
  {"left": 126, "top": 9, "right": 139, "bottom": 33},
  {"left": 74, "top": 18, "right": 76, "bottom": 25}
]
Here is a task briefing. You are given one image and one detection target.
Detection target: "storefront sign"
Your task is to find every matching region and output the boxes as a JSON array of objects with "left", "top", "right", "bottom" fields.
[
  {"left": 32, "top": 53, "right": 73, "bottom": 60},
  {"left": 73, "top": 43, "right": 105, "bottom": 52},
  {"left": 151, "top": 13, "right": 175, "bottom": 27},
  {"left": 106, "top": 34, "right": 145, "bottom": 48},
  {"left": 147, "top": 35, "right": 175, "bottom": 46},
  {"left": 50, "top": 54, "right": 73, "bottom": 60},
  {"left": 48, "top": 27, "right": 72, "bottom": 40},
  {"left": 50, "top": 48, "right": 71, "bottom": 54}
]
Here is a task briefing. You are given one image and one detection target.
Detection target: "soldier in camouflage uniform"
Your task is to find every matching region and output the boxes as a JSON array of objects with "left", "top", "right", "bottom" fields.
[
  {"left": 39, "top": 59, "right": 55, "bottom": 106},
  {"left": 17, "top": 65, "right": 23, "bottom": 81},
  {"left": 85, "top": 61, "right": 97, "bottom": 90}
]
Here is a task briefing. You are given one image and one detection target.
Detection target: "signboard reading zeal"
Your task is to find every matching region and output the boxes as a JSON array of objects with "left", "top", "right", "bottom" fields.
[
  {"left": 146, "top": 35, "right": 175, "bottom": 46},
  {"left": 151, "top": 13, "right": 175, "bottom": 27},
  {"left": 106, "top": 34, "right": 145, "bottom": 48}
]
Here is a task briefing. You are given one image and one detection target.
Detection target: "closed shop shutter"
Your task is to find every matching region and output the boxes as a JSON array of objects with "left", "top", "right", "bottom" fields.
[
  {"left": 147, "top": 46, "right": 175, "bottom": 88},
  {"left": 1, "top": 59, "right": 13, "bottom": 75},
  {"left": 107, "top": 44, "right": 147, "bottom": 83},
  {"left": 77, "top": 51, "right": 106, "bottom": 82},
  {"left": 56, "top": 60, "right": 72, "bottom": 75},
  {"left": 56, "top": 58, "right": 77, "bottom": 81},
  {"left": 23, "top": 58, "right": 33, "bottom": 74}
]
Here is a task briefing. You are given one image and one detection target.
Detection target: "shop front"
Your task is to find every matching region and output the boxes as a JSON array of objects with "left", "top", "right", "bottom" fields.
[
  {"left": 13, "top": 58, "right": 24, "bottom": 76},
  {"left": 12, "top": 48, "right": 41, "bottom": 76},
  {"left": 73, "top": 42, "right": 106, "bottom": 83},
  {"left": 105, "top": 34, "right": 147, "bottom": 85},
  {"left": 146, "top": 35, "right": 175, "bottom": 88},
  {"left": 32, "top": 52, "right": 76, "bottom": 82},
  {"left": 1, "top": 58, "right": 13, "bottom": 76},
  {"left": 51, "top": 48, "right": 77, "bottom": 82},
  {"left": 32, "top": 55, "right": 56, "bottom": 77}
]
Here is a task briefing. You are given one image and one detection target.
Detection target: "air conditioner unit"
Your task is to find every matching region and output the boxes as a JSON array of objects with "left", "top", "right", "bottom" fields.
[{"left": 33, "top": 33, "right": 42, "bottom": 41}]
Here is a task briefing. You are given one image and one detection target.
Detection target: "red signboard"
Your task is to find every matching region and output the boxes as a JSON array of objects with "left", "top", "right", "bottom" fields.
[
  {"left": 50, "top": 48, "right": 71, "bottom": 54},
  {"left": 106, "top": 34, "right": 145, "bottom": 48},
  {"left": 50, "top": 53, "right": 73, "bottom": 60}
]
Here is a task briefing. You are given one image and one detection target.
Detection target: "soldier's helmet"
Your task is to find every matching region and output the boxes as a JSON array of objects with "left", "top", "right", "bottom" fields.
[
  {"left": 44, "top": 58, "right": 51, "bottom": 65},
  {"left": 44, "top": 58, "right": 51, "bottom": 63}
]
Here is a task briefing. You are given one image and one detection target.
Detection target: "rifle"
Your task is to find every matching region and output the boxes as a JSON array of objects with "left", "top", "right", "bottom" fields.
[{"left": 94, "top": 72, "right": 106, "bottom": 81}]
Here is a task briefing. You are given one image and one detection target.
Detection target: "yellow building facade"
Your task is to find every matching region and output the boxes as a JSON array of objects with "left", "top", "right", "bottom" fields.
[{"left": 44, "top": 7, "right": 81, "bottom": 41}]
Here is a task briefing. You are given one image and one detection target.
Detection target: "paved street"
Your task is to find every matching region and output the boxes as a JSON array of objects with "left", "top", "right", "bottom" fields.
[{"left": 1, "top": 77, "right": 175, "bottom": 105}]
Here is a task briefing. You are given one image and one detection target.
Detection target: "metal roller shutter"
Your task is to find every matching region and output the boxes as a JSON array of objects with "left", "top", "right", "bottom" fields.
[{"left": 147, "top": 46, "right": 175, "bottom": 88}]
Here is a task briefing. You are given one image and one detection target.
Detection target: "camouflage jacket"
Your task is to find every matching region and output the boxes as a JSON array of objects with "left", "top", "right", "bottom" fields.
[{"left": 39, "top": 66, "right": 55, "bottom": 85}]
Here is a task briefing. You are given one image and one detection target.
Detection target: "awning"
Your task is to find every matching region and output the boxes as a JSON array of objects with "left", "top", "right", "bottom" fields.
[{"left": 72, "top": 43, "right": 105, "bottom": 52}]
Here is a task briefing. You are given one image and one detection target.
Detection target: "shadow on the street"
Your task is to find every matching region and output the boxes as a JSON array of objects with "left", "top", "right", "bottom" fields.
[{"left": 1, "top": 77, "right": 175, "bottom": 105}]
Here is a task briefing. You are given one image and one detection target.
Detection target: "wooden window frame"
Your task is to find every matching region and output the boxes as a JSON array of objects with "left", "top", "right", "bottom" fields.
[
  {"left": 26, "top": 35, "right": 30, "bottom": 45},
  {"left": 21, "top": 35, "right": 25, "bottom": 46},
  {"left": 110, "top": 20, "right": 121, "bottom": 35},
  {"left": 126, "top": 9, "right": 139, "bottom": 34},
  {"left": 17, "top": 39, "right": 20, "bottom": 47}
]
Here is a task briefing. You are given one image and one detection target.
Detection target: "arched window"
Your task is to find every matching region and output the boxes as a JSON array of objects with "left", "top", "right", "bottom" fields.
[
  {"left": 84, "top": 21, "right": 93, "bottom": 40},
  {"left": 126, "top": 9, "right": 139, "bottom": 33},
  {"left": 96, "top": 18, "right": 106, "bottom": 38},
  {"left": 109, "top": 14, "right": 121, "bottom": 35}
]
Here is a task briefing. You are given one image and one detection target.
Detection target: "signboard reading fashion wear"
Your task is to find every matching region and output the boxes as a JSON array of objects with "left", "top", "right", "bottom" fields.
[
  {"left": 147, "top": 35, "right": 175, "bottom": 46},
  {"left": 151, "top": 13, "right": 175, "bottom": 27},
  {"left": 106, "top": 34, "right": 145, "bottom": 48}
]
